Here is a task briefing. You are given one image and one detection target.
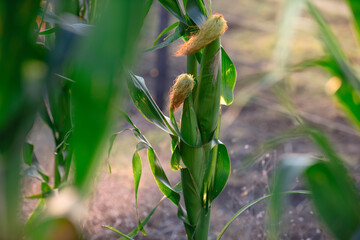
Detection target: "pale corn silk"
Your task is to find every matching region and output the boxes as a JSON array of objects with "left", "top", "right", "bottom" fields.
[
  {"left": 169, "top": 73, "right": 195, "bottom": 111},
  {"left": 175, "top": 13, "right": 228, "bottom": 56}
]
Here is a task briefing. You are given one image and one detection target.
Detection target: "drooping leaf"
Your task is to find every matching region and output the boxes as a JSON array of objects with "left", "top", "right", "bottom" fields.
[
  {"left": 127, "top": 73, "right": 173, "bottom": 134},
  {"left": 220, "top": 47, "right": 237, "bottom": 105},
  {"left": 122, "top": 113, "right": 180, "bottom": 205},
  {"left": 209, "top": 141, "right": 231, "bottom": 202},
  {"left": 132, "top": 144, "right": 146, "bottom": 234},
  {"left": 121, "top": 112, "right": 191, "bottom": 233}
]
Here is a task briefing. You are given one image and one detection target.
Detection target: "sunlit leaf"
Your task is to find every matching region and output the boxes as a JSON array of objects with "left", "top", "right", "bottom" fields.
[{"left": 220, "top": 48, "right": 237, "bottom": 105}]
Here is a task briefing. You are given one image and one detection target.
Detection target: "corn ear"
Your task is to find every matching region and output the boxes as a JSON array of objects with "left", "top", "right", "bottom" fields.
[{"left": 194, "top": 37, "right": 222, "bottom": 143}]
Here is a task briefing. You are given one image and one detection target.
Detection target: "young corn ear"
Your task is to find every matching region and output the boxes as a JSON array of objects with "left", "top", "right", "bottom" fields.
[
  {"left": 175, "top": 14, "right": 228, "bottom": 56},
  {"left": 169, "top": 73, "right": 195, "bottom": 111}
]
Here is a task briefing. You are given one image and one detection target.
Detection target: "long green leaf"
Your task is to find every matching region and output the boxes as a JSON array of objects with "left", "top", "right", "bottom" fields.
[{"left": 71, "top": 0, "right": 145, "bottom": 192}]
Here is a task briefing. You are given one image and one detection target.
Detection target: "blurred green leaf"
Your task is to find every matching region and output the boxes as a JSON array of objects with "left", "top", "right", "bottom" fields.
[
  {"left": 220, "top": 48, "right": 237, "bottom": 105},
  {"left": 307, "top": 1, "right": 360, "bottom": 91},
  {"left": 41, "top": 182, "right": 52, "bottom": 194},
  {"left": 305, "top": 162, "right": 360, "bottom": 240},
  {"left": 71, "top": 0, "right": 146, "bottom": 191},
  {"left": 345, "top": 0, "right": 360, "bottom": 44},
  {"left": 25, "top": 199, "right": 46, "bottom": 227},
  {"left": 39, "top": 27, "right": 56, "bottom": 35},
  {"left": 23, "top": 142, "right": 35, "bottom": 166}
]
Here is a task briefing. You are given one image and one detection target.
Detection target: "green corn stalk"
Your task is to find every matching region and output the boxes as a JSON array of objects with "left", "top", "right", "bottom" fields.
[
  {"left": 108, "top": 2, "right": 235, "bottom": 239},
  {"left": 178, "top": 37, "right": 222, "bottom": 239}
]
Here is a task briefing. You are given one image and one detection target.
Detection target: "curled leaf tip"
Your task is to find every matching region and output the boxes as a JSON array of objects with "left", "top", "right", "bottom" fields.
[
  {"left": 175, "top": 13, "right": 228, "bottom": 56},
  {"left": 169, "top": 74, "right": 195, "bottom": 111}
]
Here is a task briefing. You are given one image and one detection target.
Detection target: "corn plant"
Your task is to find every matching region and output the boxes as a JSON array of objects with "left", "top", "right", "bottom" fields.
[{"left": 106, "top": 1, "right": 237, "bottom": 239}]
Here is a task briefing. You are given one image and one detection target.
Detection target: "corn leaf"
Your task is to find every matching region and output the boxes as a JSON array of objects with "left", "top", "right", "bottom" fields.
[
  {"left": 104, "top": 226, "right": 134, "bottom": 240},
  {"left": 170, "top": 144, "right": 182, "bottom": 171},
  {"left": 220, "top": 48, "right": 237, "bottom": 105},
  {"left": 158, "top": 0, "right": 186, "bottom": 23},
  {"left": 183, "top": 0, "right": 207, "bottom": 27},
  {"left": 25, "top": 199, "right": 46, "bottom": 228},
  {"left": 127, "top": 73, "right": 173, "bottom": 134},
  {"left": 307, "top": 1, "right": 360, "bottom": 91},
  {"left": 152, "top": 21, "right": 179, "bottom": 47},
  {"left": 71, "top": 0, "right": 146, "bottom": 191},
  {"left": 122, "top": 113, "right": 180, "bottom": 205},
  {"left": 305, "top": 162, "right": 360, "bottom": 240},
  {"left": 145, "top": 25, "right": 182, "bottom": 52},
  {"left": 209, "top": 141, "right": 231, "bottom": 202},
  {"left": 122, "top": 113, "right": 193, "bottom": 235},
  {"left": 345, "top": 0, "right": 360, "bottom": 44},
  {"left": 39, "top": 27, "right": 56, "bottom": 35}
]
